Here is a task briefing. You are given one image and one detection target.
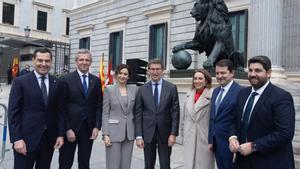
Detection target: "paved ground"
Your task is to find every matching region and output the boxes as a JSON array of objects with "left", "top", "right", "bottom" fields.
[{"left": 0, "top": 83, "right": 184, "bottom": 169}]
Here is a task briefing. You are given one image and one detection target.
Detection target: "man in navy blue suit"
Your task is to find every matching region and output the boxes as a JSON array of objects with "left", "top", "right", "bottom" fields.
[
  {"left": 208, "top": 59, "right": 242, "bottom": 169},
  {"left": 229, "top": 55, "right": 295, "bottom": 169},
  {"left": 8, "top": 48, "right": 64, "bottom": 169},
  {"left": 58, "top": 49, "right": 102, "bottom": 169}
]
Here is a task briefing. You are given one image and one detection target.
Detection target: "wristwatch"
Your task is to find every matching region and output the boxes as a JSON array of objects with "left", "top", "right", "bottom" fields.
[{"left": 251, "top": 142, "right": 257, "bottom": 152}]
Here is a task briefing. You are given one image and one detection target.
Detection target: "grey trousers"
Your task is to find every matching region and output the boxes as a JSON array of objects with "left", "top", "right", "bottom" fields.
[{"left": 105, "top": 139, "right": 134, "bottom": 169}]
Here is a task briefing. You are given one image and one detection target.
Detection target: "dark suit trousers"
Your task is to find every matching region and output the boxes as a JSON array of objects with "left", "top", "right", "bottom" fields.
[
  {"left": 144, "top": 128, "right": 172, "bottom": 169},
  {"left": 234, "top": 154, "right": 254, "bottom": 169},
  {"left": 13, "top": 131, "right": 54, "bottom": 169},
  {"left": 213, "top": 137, "right": 234, "bottom": 169},
  {"left": 59, "top": 121, "right": 93, "bottom": 169}
]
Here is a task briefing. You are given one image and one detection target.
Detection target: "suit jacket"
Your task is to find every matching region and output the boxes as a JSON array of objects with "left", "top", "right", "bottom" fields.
[
  {"left": 231, "top": 82, "right": 295, "bottom": 169},
  {"left": 208, "top": 81, "right": 241, "bottom": 159},
  {"left": 102, "top": 84, "right": 137, "bottom": 142},
  {"left": 61, "top": 71, "right": 102, "bottom": 134},
  {"left": 135, "top": 80, "right": 180, "bottom": 143},
  {"left": 8, "top": 72, "right": 64, "bottom": 152}
]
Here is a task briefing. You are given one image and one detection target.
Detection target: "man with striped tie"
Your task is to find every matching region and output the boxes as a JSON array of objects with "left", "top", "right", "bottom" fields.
[{"left": 208, "top": 59, "right": 242, "bottom": 169}]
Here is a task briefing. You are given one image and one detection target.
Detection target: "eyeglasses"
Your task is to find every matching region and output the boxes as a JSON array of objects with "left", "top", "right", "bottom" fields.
[{"left": 149, "top": 68, "right": 162, "bottom": 72}]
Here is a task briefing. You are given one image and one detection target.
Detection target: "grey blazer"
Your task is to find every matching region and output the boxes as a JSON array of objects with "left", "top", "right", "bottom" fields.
[
  {"left": 135, "top": 80, "right": 180, "bottom": 143},
  {"left": 102, "top": 84, "right": 137, "bottom": 142}
]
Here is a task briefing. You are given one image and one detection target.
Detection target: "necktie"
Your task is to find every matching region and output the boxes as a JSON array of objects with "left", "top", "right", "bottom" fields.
[
  {"left": 154, "top": 83, "right": 159, "bottom": 108},
  {"left": 82, "top": 74, "right": 88, "bottom": 96},
  {"left": 40, "top": 76, "right": 47, "bottom": 104},
  {"left": 240, "top": 92, "right": 258, "bottom": 143},
  {"left": 215, "top": 88, "right": 224, "bottom": 115}
]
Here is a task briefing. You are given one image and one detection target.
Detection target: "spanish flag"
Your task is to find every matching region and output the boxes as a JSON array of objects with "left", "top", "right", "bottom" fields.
[
  {"left": 99, "top": 53, "right": 105, "bottom": 93},
  {"left": 12, "top": 56, "right": 19, "bottom": 78},
  {"left": 106, "top": 59, "right": 113, "bottom": 85}
]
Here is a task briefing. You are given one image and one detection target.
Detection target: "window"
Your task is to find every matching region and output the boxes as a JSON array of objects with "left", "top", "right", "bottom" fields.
[
  {"left": 2, "top": 2, "right": 14, "bottom": 25},
  {"left": 229, "top": 10, "right": 248, "bottom": 65},
  {"left": 37, "top": 10, "right": 47, "bottom": 31},
  {"left": 149, "top": 23, "right": 167, "bottom": 66},
  {"left": 20, "top": 54, "right": 33, "bottom": 61},
  {"left": 66, "top": 17, "right": 70, "bottom": 35},
  {"left": 79, "top": 37, "right": 90, "bottom": 50},
  {"left": 109, "top": 31, "right": 123, "bottom": 70}
]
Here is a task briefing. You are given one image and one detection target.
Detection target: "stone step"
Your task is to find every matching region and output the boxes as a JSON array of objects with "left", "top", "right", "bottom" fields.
[
  {"left": 293, "top": 142, "right": 300, "bottom": 154},
  {"left": 295, "top": 154, "right": 300, "bottom": 169},
  {"left": 288, "top": 90, "right": 300, "bottom": 95},
  {"left": 295, "top": 104, "right": 300, "bottom": 111},
  {"left": 295, "top": 114, "right": 300, "bottom": 120},
  {"left": 294, "top": 126, "right": 300, "bottom": 132},
  {"left": 290, "top": 89, "right": 300, "bottom": 93},
  {"left": 293, "top": 96, "right": 300, "bottom": 103}
]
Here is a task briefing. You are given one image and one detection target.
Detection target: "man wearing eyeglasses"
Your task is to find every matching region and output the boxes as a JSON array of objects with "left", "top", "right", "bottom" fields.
[{"left": 135, "top": 59, "right": 180, "bottom": 169}]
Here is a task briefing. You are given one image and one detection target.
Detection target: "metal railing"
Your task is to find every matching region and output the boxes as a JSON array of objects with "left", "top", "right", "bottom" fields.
[{"left": 0, "top": 103, "right": 8, "bottom": 164}]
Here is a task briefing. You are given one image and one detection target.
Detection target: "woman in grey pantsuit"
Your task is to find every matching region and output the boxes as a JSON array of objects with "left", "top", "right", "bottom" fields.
[{"left": 102, "top": 64, "right": 137, "bottom": 169}]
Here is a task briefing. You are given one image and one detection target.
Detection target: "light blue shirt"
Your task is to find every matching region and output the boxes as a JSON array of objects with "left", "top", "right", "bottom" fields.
[
  {"left": 151, "top": 78, "right": 163, "bottom": 105},
  {"left": 77, "top": 69, "right": 89, "bottom": 88},
  {"left": 136, "top": 78, "right": 163, "bottom": 140},
  {"left": 215, "top": 80, "right": 234, "bottom": 105}
]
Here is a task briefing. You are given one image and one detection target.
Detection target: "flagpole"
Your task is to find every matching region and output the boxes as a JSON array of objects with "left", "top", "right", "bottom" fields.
[{"left": 99, "top": 53, "right": 105, "bottom": 93}]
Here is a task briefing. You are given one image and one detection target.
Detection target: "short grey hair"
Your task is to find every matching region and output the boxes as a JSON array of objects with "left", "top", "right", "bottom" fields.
[{"left": 75, "top": 49, "right": 92, "bottom": 62}]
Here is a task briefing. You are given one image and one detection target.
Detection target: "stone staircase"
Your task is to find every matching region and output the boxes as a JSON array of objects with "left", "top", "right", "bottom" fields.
[{"left": 277, "top": 81, "right": 300, "bottom": 169}]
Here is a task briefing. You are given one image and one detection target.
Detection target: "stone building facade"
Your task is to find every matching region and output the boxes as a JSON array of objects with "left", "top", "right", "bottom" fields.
[
  {"left": 0, "top": 0, "right": 72, "bottom": 80},
  {"left": 68, "top": 0, "right": 300, "bottom": 82},
  {"left": 68, "top": 0, "right": 300, "bottom": 167}
]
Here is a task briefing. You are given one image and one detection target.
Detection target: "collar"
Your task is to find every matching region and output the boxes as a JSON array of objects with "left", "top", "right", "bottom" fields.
[
  {"left": 222, "top": 80, "right": 234, "bottom": 92},
  {"left": 151, "top": 78, "right": 163, "bottom": 85},
  {"left": 34, "top": 70, "right": 49, "bottom": 79},
  {"left": 251, "top": 80, "right": 270, "bottom": 95},
  {"left": 77, "top": 69, "right": 89, "bottom": 77}
]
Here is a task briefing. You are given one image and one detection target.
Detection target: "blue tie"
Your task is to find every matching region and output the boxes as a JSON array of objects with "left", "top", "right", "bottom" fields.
[
  {"left": 240, "top": 92, "right": 258, "bottom": 143},
  {"left": 215, "top": 88, "right": 224, "bottom": 116},
  {"left": 154, "top": 83, "right": 159, "bottom": 108},
  {"left": 82, "top": 74, "right": 88, "bottom": 96}
]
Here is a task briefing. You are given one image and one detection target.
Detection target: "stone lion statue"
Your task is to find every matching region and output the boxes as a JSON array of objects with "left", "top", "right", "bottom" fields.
[{"left": 172, "top": 0, "right": 244, "bottom": 70}]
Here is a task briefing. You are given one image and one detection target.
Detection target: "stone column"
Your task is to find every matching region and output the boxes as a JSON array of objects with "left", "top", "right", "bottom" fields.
[{"left": 248, "top": 0, "right": 286, "bottom": 83}]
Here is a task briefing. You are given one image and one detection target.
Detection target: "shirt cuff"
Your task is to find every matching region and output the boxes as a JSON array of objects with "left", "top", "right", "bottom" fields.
[
  {"left": 136, "top": 136, "right": 143, "bottom": 140},
  {"left": 229, "top": 135, "right": 238, "bottom": 141}
]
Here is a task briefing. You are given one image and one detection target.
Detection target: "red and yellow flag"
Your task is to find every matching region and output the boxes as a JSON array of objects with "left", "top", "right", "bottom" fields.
[
  {"left": 99, "top": 54, "right": 105, "bottom": 93},
  {"left": 12, "top": 56, "right": 19, "bottom": 78},
  {"left": 106, "top": 59, "right": 113, "bottom": 85}
]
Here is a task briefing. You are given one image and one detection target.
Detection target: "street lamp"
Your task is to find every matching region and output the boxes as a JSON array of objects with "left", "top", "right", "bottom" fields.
[{"left": 24, "top": 26, "right": 31, "bottom": 38}]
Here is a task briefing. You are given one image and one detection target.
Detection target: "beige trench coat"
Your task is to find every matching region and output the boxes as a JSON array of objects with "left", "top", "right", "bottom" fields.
[{"left": 183, "top": 88, "right": 215, "bottom": 169}]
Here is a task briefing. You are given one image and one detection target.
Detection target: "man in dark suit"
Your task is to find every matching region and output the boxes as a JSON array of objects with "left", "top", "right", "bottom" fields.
[
  {"left": 229, "top": 55, "right": 295, "bottom": 169},
  {"left": 59, "top": 49, "right": 102, "bottom": 169},
  {"left": 208, "top": 59, "right": 242, "bottom": 169},
  {"left": 20, "top": 64, "right": 31, "bottom": 76},
  {"left": 8, "top": 48, "right": 64, "bottom": 169},
  {"left": 135, "top": 59, "right": 180, "bottom": 169}
]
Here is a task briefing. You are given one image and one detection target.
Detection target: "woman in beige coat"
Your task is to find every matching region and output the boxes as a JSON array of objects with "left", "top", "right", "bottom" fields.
[{"left": 183, "top": 69, "right": 215, "bottom": 169}]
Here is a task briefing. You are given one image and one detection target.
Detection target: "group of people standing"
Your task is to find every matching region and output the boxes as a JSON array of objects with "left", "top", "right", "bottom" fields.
[
  {"left": 7, "top": 64, "right": 31, "bottom": 84},
  {"left": 183, "top": 57, "right": 295, "bottom": 169},
  {"left": 7, "top": 47, "right": 295, "bottom": 169},
  {"left": 7, "top": 48, "right": 179, "bottom": 169}
]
